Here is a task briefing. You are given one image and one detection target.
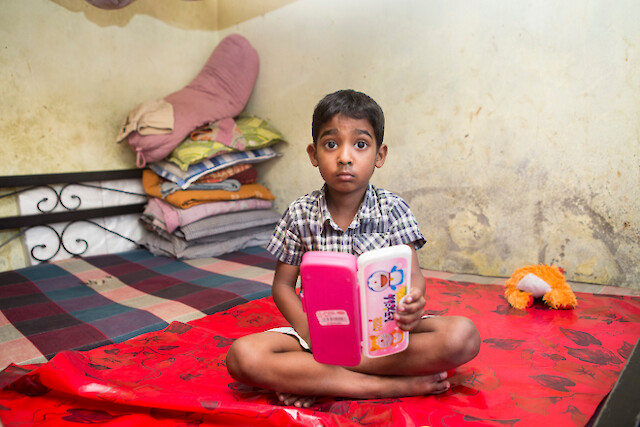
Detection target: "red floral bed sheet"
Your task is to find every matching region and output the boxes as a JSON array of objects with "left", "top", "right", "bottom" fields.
[{"left": 1, "top": 278, "right": 639, "bottom": 427}]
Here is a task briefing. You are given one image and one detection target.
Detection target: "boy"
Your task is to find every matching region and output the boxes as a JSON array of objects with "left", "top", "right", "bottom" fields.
[{"left": 226, "top": 90, "right": 480, "bottom": 408}]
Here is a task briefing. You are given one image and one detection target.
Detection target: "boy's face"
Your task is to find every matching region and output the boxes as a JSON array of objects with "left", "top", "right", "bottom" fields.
[{"left": 307, "top": 114, "right": 387, "bottom": 197}]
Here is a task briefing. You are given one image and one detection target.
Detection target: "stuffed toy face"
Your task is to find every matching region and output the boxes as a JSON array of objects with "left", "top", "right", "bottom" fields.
[{"left": 504, "top": 265, "right": 577, "bottom": 310}]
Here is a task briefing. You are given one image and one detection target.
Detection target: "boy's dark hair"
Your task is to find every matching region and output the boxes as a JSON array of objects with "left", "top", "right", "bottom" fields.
[{"left": 312, "top": 89, "right": 385, "bottom": 148}]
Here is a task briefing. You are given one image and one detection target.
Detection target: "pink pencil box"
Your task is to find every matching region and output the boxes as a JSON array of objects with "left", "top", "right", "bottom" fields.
[{"left": 300, "top": 245, "right": 412, "bottom": 366}]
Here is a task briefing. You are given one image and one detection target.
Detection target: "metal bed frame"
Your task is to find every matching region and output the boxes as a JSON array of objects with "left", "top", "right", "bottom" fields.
[{"left": 0, "top": 169, "right": 146, "bottom": 262}]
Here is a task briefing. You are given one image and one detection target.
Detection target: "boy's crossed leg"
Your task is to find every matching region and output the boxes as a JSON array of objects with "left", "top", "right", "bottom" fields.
[{"left": 226, "top": 315, "right": 479, "bottom": 407}]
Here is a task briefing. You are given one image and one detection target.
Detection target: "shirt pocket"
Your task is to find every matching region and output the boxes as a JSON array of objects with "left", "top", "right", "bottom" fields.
[{"left": 353, "top": 233, "right": 390, "bottom": 255}]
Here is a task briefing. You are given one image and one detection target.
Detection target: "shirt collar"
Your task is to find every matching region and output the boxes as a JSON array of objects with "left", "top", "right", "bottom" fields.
[
  {"left": 317, "top": 184, "right": 331, "bottom": 226},
  {"left": 318, "top": 184, "right": 381, "bottom": 231},
  {"left": 358, "top": 184, "right": 381, "bottom": 220}
]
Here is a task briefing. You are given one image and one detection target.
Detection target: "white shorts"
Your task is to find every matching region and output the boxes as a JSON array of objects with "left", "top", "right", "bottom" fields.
[
  {"left": 268, "top": 327, "right": 311, "bottom": 351},
  {"left": 268, "top": 315, "right": 437, "bottom": 353}
]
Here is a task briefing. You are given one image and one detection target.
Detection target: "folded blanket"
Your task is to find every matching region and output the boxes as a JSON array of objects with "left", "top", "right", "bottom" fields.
[
  {"left": 116, "top": 98, "right": 174, "bottom": 140},
  {"left": 160, "top": 179, "right": 241, "bottom": 197},
  {"left": 149, "top": 147, "right": 279, "bottom": 190},
  {"left": 195, "top": 163, "right": 251, "bottom": 183},
  {"left": 176, "top": 209, "right": 281, "bottom": 241},
  {"left": 196, "top": 164, "right": 257, "bottom": 185},
  {"left": 142, "top": 169, "right": 275, "bottom": 209},
  {"left": 142, "top": 197, "right": 274, "bottom": 233},
  {"left": 139, "top": 224, "right": 274, "bottom": 259},
  {"left": 140, "top": 202, "right": 170, "bottom": 234}
]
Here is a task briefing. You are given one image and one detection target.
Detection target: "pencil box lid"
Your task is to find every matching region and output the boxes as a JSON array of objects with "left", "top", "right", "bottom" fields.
[{"left": 300, "top": 251, "right": 361, "bottom": 366}]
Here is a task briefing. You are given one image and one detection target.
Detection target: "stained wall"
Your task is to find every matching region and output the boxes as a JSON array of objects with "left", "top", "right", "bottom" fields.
[
  {"left": 228, "top": 0, "right": 640, "bottom": 287},
  {"left": 1, "top": 0, "right": 638, "bottom": 288},
  {"left": 0, "top": 0, "right": 222, "bottom": 270}
]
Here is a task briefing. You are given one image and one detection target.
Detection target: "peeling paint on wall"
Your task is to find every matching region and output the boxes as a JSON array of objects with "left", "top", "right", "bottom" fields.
[
  {"left": 2, "top": 0, "right": 639, "bottom": 289},
  {"left": 401, "top": 184, "right": 639, "bottom": 289},
  {"left": 539, "top": 196, "right": 637, "bottom": 286}
]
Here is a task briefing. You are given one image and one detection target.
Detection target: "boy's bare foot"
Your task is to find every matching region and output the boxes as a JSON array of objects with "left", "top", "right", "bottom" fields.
[
  {"left": 275, "top": 371, "right": 450, "bottom": 407},
  {"left": 276, "top": 392, "right": 317, "bottom": 408},
  {"left": 398, "top": 371, "right": 451, "bottom": 396}
]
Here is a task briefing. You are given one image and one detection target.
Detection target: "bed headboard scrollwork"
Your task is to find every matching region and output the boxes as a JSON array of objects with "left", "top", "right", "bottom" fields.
[{"left": 0, "top": 169, "right": 147, "bottom": 262}]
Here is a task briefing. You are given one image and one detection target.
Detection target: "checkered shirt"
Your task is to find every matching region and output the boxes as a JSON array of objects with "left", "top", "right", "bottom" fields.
[{"left": 267, "top": 184, "right": 426, "bottom": 265}]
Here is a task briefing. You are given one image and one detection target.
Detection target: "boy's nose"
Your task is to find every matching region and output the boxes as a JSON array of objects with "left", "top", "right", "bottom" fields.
[{"left": 337, "top": 146, "right": 353, "bottom": 164}]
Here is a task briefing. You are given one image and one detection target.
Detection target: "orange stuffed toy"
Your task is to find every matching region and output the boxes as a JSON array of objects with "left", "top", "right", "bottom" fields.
[{"left": 504, "top": 265, "right": 577, "bottom": 310}]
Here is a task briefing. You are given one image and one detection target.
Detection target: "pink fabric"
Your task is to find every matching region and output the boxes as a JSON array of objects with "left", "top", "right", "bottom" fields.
[
  {"left": 148, "top": 197, "right": 273, "bottom": 233},
  {"left": 214, "top": 117, "right": 238, "bottom": 148},
  {"left": 126, "top": 34, "right": 259, "bottom": 166}
]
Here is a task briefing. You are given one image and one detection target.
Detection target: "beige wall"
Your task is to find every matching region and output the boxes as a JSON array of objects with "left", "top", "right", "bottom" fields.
[
  {"left": 0, "top": 0, "right": 223, "bottom": 270},
  {"left": 1, "top": 0, "right": 639, "bottom": 288}
]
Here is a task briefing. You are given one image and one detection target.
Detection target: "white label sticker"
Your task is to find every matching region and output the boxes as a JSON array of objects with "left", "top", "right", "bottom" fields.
[{"left": 316, "top": 310, "right": 350, "bottom": 326}]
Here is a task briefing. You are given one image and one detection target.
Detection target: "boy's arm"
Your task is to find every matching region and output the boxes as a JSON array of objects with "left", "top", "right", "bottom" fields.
[
  {"left": 271, "top": 260, "right": 311, "bottom": 344},
  {"left": 395, "top": 242, "right": 426, "bottom": 331},
  {"left": 409, "top": 243, "right": 426, "bottom": 298}
]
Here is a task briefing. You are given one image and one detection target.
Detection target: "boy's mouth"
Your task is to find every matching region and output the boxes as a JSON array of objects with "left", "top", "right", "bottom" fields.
[{"left": 336, "top": 172, "right": 354, "bottom": 181}]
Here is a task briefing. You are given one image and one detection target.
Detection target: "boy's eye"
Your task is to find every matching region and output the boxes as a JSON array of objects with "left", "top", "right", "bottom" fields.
[
  {"left": 356, "top": 140, "right": 368, "bottom": 149},
  {"left": 325, "top": 141, "right": 337, "bottom": 149}
]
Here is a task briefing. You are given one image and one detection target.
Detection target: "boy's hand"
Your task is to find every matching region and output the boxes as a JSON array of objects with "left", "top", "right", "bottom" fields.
[{"left": 395, "top": 288, "right": 425, "bottom": 331}]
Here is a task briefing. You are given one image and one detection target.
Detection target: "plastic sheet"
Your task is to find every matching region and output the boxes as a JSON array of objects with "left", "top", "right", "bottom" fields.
[{"left": 1, "top": 280, "right": 639, "bottom": 426}]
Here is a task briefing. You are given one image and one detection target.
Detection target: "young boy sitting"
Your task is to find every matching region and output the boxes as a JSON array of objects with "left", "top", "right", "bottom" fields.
[{"left": 226, "top": 89, "right": 480, "bottom": 408}]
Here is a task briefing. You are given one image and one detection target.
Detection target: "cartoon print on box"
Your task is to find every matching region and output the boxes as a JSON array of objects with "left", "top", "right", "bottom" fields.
[
  {"left": 366, "top": 265, "right": 405, "bottom": 292},
  {"left": 369, "top": 328, "right": 406, "bottom": 352},
  {"left": 362, "top": 256, "right": 410, "bottom": 358}
]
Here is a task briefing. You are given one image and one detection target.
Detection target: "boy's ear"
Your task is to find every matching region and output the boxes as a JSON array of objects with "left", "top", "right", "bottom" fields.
[
  {"left": 307, "top": 144, "right": 319, "bottom": 167},
  {"left": 375, "top": 144, "right": 388, "bottom": 168}
]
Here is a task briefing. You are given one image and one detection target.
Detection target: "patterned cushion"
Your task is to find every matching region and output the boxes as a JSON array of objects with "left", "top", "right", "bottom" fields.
[
  {"left": 167, "top": 116, "right": 286, "bottom": 171},
  {"left": 149, "top": 147, "right": 280, "bottom": 190}
]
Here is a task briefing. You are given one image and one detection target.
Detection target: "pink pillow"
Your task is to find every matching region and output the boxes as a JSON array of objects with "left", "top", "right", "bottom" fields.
[{"left": 124, "top": 34, "right": 259, "bottom": 167}]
